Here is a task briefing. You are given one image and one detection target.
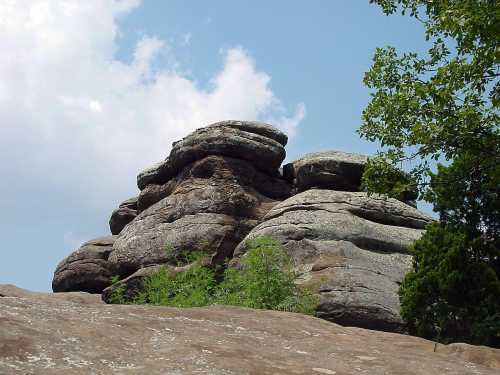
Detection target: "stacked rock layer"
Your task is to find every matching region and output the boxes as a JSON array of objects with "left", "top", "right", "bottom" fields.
[{"left": 52, "top": 120, "right": 432, "bottom": 333}]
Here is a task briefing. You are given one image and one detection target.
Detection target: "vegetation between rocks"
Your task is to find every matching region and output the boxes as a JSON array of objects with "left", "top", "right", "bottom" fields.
[{"left": 109, "top": 237, "right": 318, "bottom": 315}]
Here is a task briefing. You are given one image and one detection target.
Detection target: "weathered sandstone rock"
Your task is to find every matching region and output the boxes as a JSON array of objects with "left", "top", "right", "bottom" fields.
[
  {"left": 108, "top": 196, "right": 138, "bottom": 235},
  {"left": 283, "top": 150, "right": 418, "bottom": 206},
  {"left": 110, "top": 156, "right": 283, "bottom": 276},
  {"left": 136, "top": 120, "right": 288, "bottom": 191},
  {"left": 1, "top": 285, "right": 498, "bottom": 375},
  {"left": 137, "top": 179, "right": 177, "bottom": 212},
  {"left": 234, "top": 189, "right": 433, "bottom": 332},
  {"left": 136, "top": 155, "right": 291, "bottom": 214},
  {"left": 284, "top": 151, "right": 368, "bottom": 192},
  {"left": 55, "top": 122, "right": 291, "bottom": 297},
  {"left": 170, "top": 121, "right": 287, "bottom": 173},
  {"left": 52, "top": 236, "right": 117, "bottom": 293},
  {"left": 52, "top": 120, "right": 433, "bottom": 336},
  {"left": 136, "top": 158, "right": 172, "bottom": 190}
]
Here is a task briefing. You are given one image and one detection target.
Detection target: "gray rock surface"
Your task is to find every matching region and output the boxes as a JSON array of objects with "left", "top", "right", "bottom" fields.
[
  {"left": 101, "top": 264, "right": 164, "bottom": 303},
  {"left": 136, "top": 159, "right": 291, "bottom": 214},
  {"left": 234, "top": 189, "right": 433, "bottom": 332},
  {"left": 283, "top": 151, "right": 418, "bottom": 206},
  {"left": 137, "top": 179, "right": 178, "bottom": 213},
  {"left": 208, "top": 120, "right": 288, "bottom": 146},
  {"left": 169, "top": 123, "right": 286, "bottom": 175},
  {"left": 284, "top": 151, "right": 369, "bottom": 192},
  {"left": 109, "top": 196, "right": 138, "bottom": 235},
  {"left": 136, "top": 120, "right": 287, "bottom": 191},
  {"left": 52, "top": 236, "right": 117, "bottom": 294},
  {"left": 55, "top": 122, "right": 290, "bottom": 296},
  {"left": 52, "top": 120, "right": 434, "bottom": 335},
  {"left": 2, "top": 285, "right": 499, "bottom": 375},
  {"left": 110, "top": 156, "right": 282, "bottom": 276},
  {"left": 136, "top": 158, "right": 172, "bottom": 190}
]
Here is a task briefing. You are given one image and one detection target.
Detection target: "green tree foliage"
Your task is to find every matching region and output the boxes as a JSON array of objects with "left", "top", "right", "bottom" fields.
[
  {"left": 134, "top": 262, "right": 216, "bottom": 307},
  {"left": 400, "top": 223, "right": 500, "bottom": 345},
  {"left": 113, "top": 237, "right": 318, "bottom": 315},
  {"left": 360, "top": 1, "right": 499, "bottom": 347}
]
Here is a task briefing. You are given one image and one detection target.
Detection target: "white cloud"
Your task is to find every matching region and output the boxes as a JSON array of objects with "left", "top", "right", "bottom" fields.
[
  {"left": 89, "top": 100, "right": 103, "bottom": 113},
  {"left": 0, "top": 0, "right": 305, "bottom": 230},
  {"left": 182, "top": 32, "right": 192, "bottom": 46}
]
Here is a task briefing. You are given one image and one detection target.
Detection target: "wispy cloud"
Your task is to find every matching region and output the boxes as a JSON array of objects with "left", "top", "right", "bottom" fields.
[
  {"left": 182, "top": 32, "right": 192, "bottom": 46},
  {"left": 0, "top": 0, "right": 305, "bottom": 240}
]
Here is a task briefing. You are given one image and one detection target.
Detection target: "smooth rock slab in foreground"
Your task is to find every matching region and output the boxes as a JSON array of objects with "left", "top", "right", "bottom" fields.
[{"left": 0, "top": 285, "right": 499, "bottom": 375}]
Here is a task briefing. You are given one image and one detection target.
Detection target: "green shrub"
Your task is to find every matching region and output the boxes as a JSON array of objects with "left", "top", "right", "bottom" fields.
[
  {"left": 135, "top": 261, "right": 216, "bottom": 307},
  {"left": 215, "top": 237, "right": 318, "bottom": 314},
  {"left": 117, "top": 236, "right": 318, "bottom": 315},
  {"left": 108, "top": 275, "right": 127, "bottom": 304}
]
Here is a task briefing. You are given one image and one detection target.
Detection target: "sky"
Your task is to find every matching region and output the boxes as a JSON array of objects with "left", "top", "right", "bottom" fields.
[{"left": 0, "top": 0, "right": 431, "bottom": 292}]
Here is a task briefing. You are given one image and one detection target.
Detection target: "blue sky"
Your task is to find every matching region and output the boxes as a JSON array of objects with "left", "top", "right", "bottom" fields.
[{"left": 0, "top": 0, "right": 430, "bottom": 292}]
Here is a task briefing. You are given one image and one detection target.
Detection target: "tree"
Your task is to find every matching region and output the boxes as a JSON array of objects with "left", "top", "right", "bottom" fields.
[{"left": 359, "top": 0, "right": 499, "bottom": 347}]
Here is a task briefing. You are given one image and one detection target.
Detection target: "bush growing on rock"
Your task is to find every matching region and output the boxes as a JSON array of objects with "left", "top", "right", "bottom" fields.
[
  {"left": 215, "top": 237, "right": 318, "bottom": 314},
  {"left": 134, "top": 262, "right": 216, "bottom": 307},
  {"left": 109, "top": 237, "right": 318, "bottom": 315}
]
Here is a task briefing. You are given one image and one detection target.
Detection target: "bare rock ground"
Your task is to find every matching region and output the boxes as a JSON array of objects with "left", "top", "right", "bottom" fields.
[{"left": 1, "top": 285, "right": 499, "bottom": 375}]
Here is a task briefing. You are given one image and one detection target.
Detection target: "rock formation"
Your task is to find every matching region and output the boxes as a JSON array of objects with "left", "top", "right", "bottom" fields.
[
  {"left": 2, "top": 285, "right": 499, "bottom": 375},
  {"left": 52, "top": 120, "right": 433, "bottom": 333},
  {"left": 108, "top": 197, "right": 138, "bottom": 235},
  {"left": 52, "top": 236, "right": 116, "bottom": 293},
  {"left": 283, "top": 151, "right": 369, "bottom": 192},
  {"left": 234, "top": 189, "right": 432, "bottom": 332}
]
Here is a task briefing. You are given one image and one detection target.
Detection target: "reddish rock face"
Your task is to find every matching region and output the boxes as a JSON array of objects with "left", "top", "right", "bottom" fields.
[{"left": 1, "top": 285, "right": 499, "bottom": 375}]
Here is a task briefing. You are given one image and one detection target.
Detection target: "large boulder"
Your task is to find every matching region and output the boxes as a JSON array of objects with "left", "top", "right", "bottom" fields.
[
  {"left": 136, "top": 120, "right": 288, "bottom": 190},
  {"left": 108, "top": 196, "right": 138, "bottom": 235},
  {"left": 52, "top": 236, "right": 117, "bottom": 293},
  {"left": 2, "top": 286, "right": 499, "bottom": 374},
  {"left": 283, "top": 151, "right": 368, "bottom": 192},
  {"left": 234, "top": 189, "right": 433, "bottom": 332},
  {"left": 283, "top": 150, "right": 418, "bottom": 206},
  {"left": 109, "top": 155, "right": 285, "bottom": 276}
]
